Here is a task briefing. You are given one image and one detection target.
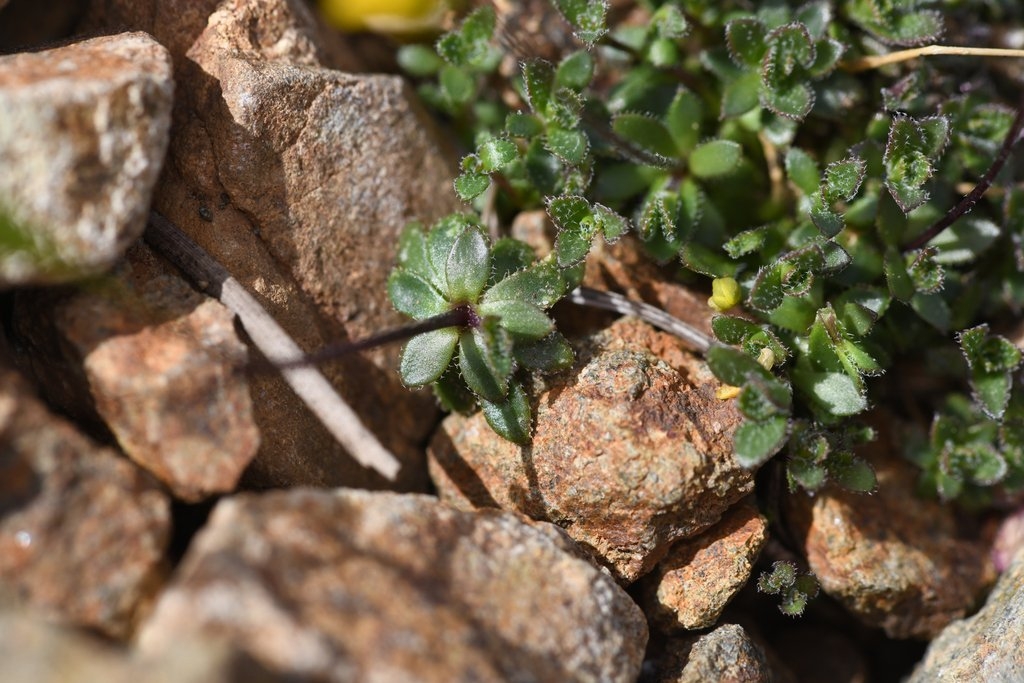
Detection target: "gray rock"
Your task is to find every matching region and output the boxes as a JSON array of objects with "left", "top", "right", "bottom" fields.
[
  {"left": 648, "top": 624, "right": 774, "bottom": 683},
  {"left": 0, "top": 32, "right": 172, "bottom": 286},
  {"left": 12, "top": 243, "right": 259, "bottom": 502},
  {"left": 0, "top": 364, "right": 170, "bottom": 639},
  {"left": 429, "top": 317, "right": 752, "bottom": 582},
  {"left": 137, "top": 489, "right": 647, "bottom": 682},
  {"left": 907, "top": 550, "right": 1024, "bottom": 682}
]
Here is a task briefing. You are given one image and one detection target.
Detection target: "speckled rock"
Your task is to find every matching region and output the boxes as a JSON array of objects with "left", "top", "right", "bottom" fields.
[
  {"left": 641, "top": 503, "right": 768, "bottom": 630},
  {"left": 0, "top": 32, "right": 172, "bottom": 286},
  {"left": 907, "top": 548, "right": 1024, "bottom": 681},
  {"left": 137, "top": 489, "right": 647, "bottom": 682},
  {"left": 0, "top": 611, "right": 277, "bottom": 683},
  {"left": 11, "top": 243, "right": 259, "bottom": 502},
  {"left": 80, "top": 0, "right": 457, "bottom": 490},
  {"left": 0, "top": 365, "right": 170, "bottom": 639},
  {"left": 786, "top": 454, "right": 994, "bottom": 639},
  {"left": 429, "top": 317, "right": 751, "bottom": 582},
  {"left": 647, "top": 624, "right": 775, "bottom": 683}
]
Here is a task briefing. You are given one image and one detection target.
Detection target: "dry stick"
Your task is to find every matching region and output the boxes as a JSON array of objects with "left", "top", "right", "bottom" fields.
[
  {"left": 842, "top": 45, "right": 1024, "bottom": 73},
  {"left": 903, "top": 96, "right": 1024, "bottom": 252},
  {"left": 144, "top": 212, "right": 402, "bottom": 481},
  {"left": 568, "top": 286, "right": 714, "bottom": 353}
]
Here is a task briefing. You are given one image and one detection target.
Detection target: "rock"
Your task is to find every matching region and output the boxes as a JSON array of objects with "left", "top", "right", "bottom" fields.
[
  {"left": 0, "top": 611, "right": 277, "bottom": 683},
  {"left": 11, "top": 242, "right": 260, "bottom": 502},
  {"left": 0, "top": 364, "right": 170, "bottom": 639},
  {"left": 786, "top": 453, "right": 994, "bottom": 639},
  {"left": 137, "top": 488, "right": 647, "bottom": 682},
  {"left": 907, "top": 549, "right": 1024, "bottom": 681},
  {"left": 82, "top": 0, "right": 458, "bottom": 490},
  {"left": 646, "top": 624, "right": 775, "bottom": 683},
  {"left": 991, "top": 506, "right": 1024, "bottom": 572},
  {"left": 429, "top": 317, "right": 751, "bottom": 582},
  {"left": 641, "top": 503, "right": 768, "bottom": 630},
  {"left": 0, "top": 32, "right": 172, "bottom": 286}
]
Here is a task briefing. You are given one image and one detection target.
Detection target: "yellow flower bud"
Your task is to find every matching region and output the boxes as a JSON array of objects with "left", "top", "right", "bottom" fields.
[
  {"left": 708, "top": 276, "right": 742, "bottom": 312},
  {"left": 319, "top": 0, "right": 448, "bottom": 34},
  {"left": 757, "top": 347, "right": 775, "bottom": 371},
  {"left": 716, "top": 385, "right": 742, "bottom": 400}
]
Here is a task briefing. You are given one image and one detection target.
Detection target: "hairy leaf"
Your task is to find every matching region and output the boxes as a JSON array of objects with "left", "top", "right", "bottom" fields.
[{"left": 400, "top": 328, "right": 459, "bottom": 386}]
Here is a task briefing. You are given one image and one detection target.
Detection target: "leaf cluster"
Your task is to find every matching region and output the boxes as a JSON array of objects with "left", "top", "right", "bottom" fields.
[{"left": 391, "top": 1, "right": 1024, "bottom": 501}]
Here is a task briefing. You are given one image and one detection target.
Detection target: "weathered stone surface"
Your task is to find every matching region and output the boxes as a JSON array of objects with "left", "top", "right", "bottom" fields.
[
  {"left": 12, "top": 243, "right": 259, "bottom": 502},
  {"left": 137, "top": 489, "right": 647, "bottom": 682},
  {"left": 641, "top": 503, "right": 768, "bottom": 630},
  {"left": 0, "top": 365, "right": 170, "bottom": 639},
  {"left": 81, "top": 0, "right": 457, "bottom": 490},
  {"left": 429, "top": 317, "right": 751, "bottom": 582},
  {"left": 787, "top": 454, "right": 994, "bottom": 639},
  {"left": 0, "top": 0, "right": 83, "bottom": 53},
  {"left": 0, "top": 611, "right": 277, "bottom": 683},
  {"left": 991, "top": 506, "right": 1024, "bottom": 572},
  {"left": 647, "top": 624, "right": 774, "bottom": 683},
  {"left": 907, "top": 549, "right": 1024, "bottom": 681},
  {"left": 0, "top": 32, "right": 172, "bottom": 286}
]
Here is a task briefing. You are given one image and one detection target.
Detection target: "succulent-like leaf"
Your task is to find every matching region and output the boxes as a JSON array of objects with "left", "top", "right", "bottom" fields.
[
  {"left": 883, "top": 245, "right": 915, "bottom": 302},
  {"left": 884, "top": 115, "right": 949, "bottom": 213},
  {"left": 446, "top": 226, "right": 490, "bottom": 303},
  {"left": 399, "top": 328, "right": 459, "bottom": 386},
  {"left": 479, "top": 299, "right": 554, "bottom": 340},
  {"left": 478, "top": 137, "right": 518, "bottom": 172},
  {"left": 724, "top": 225, "right": 770, "bottom": 258},
  {"left": 927, "top": 217, "right": 1001, "bottom": 265},
  {"left": 721, "top": 70, "right": 763, "bottom": 118},
  {"left": 482, "top": 259, "right": 570, "bottom": 309},
  {"left": 592, "top": 203, "right": 630, "bottom": 242},
  {"left": 455, "top": 171, "right": 490, "bottom": 201},
  {"left": 427, "top": 215, "right": 474, "bottom": 290},
  {"left": 707, "top": 344, "right": 775, "bottom": 386},
  {"left": 489, "top": 238, "right": 535, "bottom": 284},
  {"left": 545, "top": 127, "right": 589, "bottom": 165},
  {"left": 395, "top": 222, "right": 432, "bottom": 279},
  {"left": 388, "top": 269, "right": 448, "bottom": 320},
  {"left": 506, "top": 112, "right": 544, "bottom": 138},
  {"left": 439, "top": 65, "right": 475, "bottom": 106},
  {"left": 555, "top": 50, "right": 594, "bottom": 91},
  {"left": 514, "top": 331, "right": 575, "bottom": 371},
  {"left": 459, "top": 324, "right": 513, "bottom": 402},
  {"left": 822, "top": 157, "right": 866, "bottom": 203},
  {"left": 734, "top": 415, "right": 789, "bottom": 466},
  {"left": 397, "top": 45, "right": 443, "bottom": 77},
  {"left": 785, "top": 147, "right": 820, "bottom": 196},
  {"left": 689, "top": 139, "right": 743, "bottom": 179},
  {"left": 664, "top": 88, "right": 703, "bottom": 155},
  {"left": 431, "top": 366, "right": 477, "bottom": 414},
  {"left": 481, "top": 380, "right": 533, "bottom": 444},
  {"left": 761, "top": 80, "right": 814, "bottom": 121},
  {"left": 522, "top": 60, "right": 555, "bottom": 115},
  {"left": 959, "top": 325, "right": 1022, "bottom": 419},
  {"left": 612, "top": 112, "right": 680, "bottom": 160},
  {"left": 436, "top": 6, "right": 496, "bottom": 67},
  {"left": 794, "top": 369, "right": 868, "bottom": 416},
  {"left": 828, "top": 452, "right": 878, "bottom": 493},
  {"left": 712, "top": 315, "right": 761, "bottom": 344}
]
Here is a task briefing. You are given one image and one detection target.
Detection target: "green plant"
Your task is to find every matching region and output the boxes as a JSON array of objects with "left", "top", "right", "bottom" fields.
[
  {"left": 389, "top": 1, "right": 1024, "bottom": 502},
  {"left": 757, "top": 559, "right": 820, "bottom": 617}
]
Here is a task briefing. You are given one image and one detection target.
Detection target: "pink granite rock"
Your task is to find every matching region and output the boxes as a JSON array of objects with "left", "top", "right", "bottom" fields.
[
  {"left": 429, "top": 317, "right": 752, "bottom": 582},
  {"left": 641, "top": 503, "right": 768, "bottom": 630},
  {"left": 137, "top": 488, "right": 647, "bottom": 682},
  {"left": 0, "top": 365, "right": 170, "bottom": 639}
]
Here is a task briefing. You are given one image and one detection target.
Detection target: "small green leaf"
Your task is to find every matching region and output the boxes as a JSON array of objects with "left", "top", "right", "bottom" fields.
[
  {"left": 478, "top": 137, "right": 518, "bottom": 172},
  {"left": 446, "top": 227, "right": 490, "bottom": 303},
  {"left": 592, "top": 204, "right": 629, "bottom": 242},
  {"left": 479, "top": 299, "right": 554, "bottom": 340},
  {"left": 795, "top": 369, "right": 868, "bottom": 416},
  {"left": 725, "top": 18, "right": 768, "bottom": 67},
  {"left": 761, "top": 80, "right": 814, "bottom": 121},
  {"left": 459, "top": 324, "right": 513, "bottom": 402},
  {"left": 455, "top": 171, "right": 490, "bottom": 201},
  {"left": 822, "top": 157, "right": 866, "bottom": 203},
  {"left": 712, "top": 315, "right": 761, "bottom": 344},
  {"left": 397, "top": 45, "right": 443, "bottom": 77},
  {"left": 514, "top": 331, "right": 575, "bottom": 371},
  {"left": 395, "top": 222, "right": 432, "bottom": 278},
  {"left": 489, "top": 238, "right": 535, "bottom": 283},
  {"left": 481, "top": 380, "right": 533, "bottom": 444},
  {"left": 482, "top": 259, "right": 569, "bottom": 309},
  {"left": 427, "top": 215, "right": 473, "bottom": 288},
  {"left": 555, "top": 50, "right": 594, "bottom": 90},
  {"left": 506, "top": 112, "right": 544, "bottom": 138},
  {"left": 522, "top": 60, "right": 555, "bottom": 115},
  {"left": 707, "top": 345, "right": 774, "bottom": 386},
  {"left": 721, "top": 69, "right": 762, "bottom": 118},
  {"left": 388, "top": 269, "right": 448, "bottom": 320},
  {"left": 551, "top": 0, "right": 608, "bottom": 46},
  {"left": 910, "top": 291, "right": 951, "bottom": 332},
  {"left": 612, "top": 113, "right": 680, "bottom": 159},
  {"left": 665, "top": 88, "right": 703, "bottom": 154},
  {"left": 439, "top": 65, "right": 475, "bottom": 106},
  {"left": 883, "top": 246, "right": 915, "bottom": 302},
  {"left": 689, "top": 139, "right": 742, "bottom": 179},
  {"left": 545, "top": 127, "right": 589, "bottom": 165},
  {"left": 432, "top": 367, "right": 476, "bottom": 414},
  {"left": 400, "top": 328, "right": 459, "bottom": 386},
  {"left": 724, "top": 225, "right": 770, "bottom": 258},
  {"left": 828, "top": 452, "right": 877, "bottom": 492},
  {"left": 927, "top": 217, "right": 1001, "bottom": 265},
  {"left": 785, "top": 148, "right": 820, "bottom": 196},
  {"left": 734, "top": 416, "right": 789, "bottom": 467}
]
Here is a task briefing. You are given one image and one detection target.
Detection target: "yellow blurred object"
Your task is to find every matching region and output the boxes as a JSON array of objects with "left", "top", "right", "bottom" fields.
[
  {"left": 716, "top": 385, "right": 742, "bottom": 400},
  {"left": 319, "top": 0, "right": 449, "bottom": 34},
  {"left": 708, "top": 276, "right": 742, "bottom": 312}
]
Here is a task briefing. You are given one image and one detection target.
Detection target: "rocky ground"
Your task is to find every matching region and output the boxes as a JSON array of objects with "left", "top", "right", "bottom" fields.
[{"left": 1, "top": 1, "right": 1023, "bottom": 681}]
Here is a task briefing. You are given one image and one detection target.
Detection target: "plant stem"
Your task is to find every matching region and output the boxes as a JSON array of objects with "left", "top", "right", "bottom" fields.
[
  {"left": 842, "top": 45, "right": 1024, "bottom": 73},
  {"left": 567, "top": 286, "right": 713, "bottom": 353},
  {"left": 144, "top": 212, "right": 402, "bottom": 481},
  {"left": 902, "top": 97, "right": 1024, "bottom": 252}
]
